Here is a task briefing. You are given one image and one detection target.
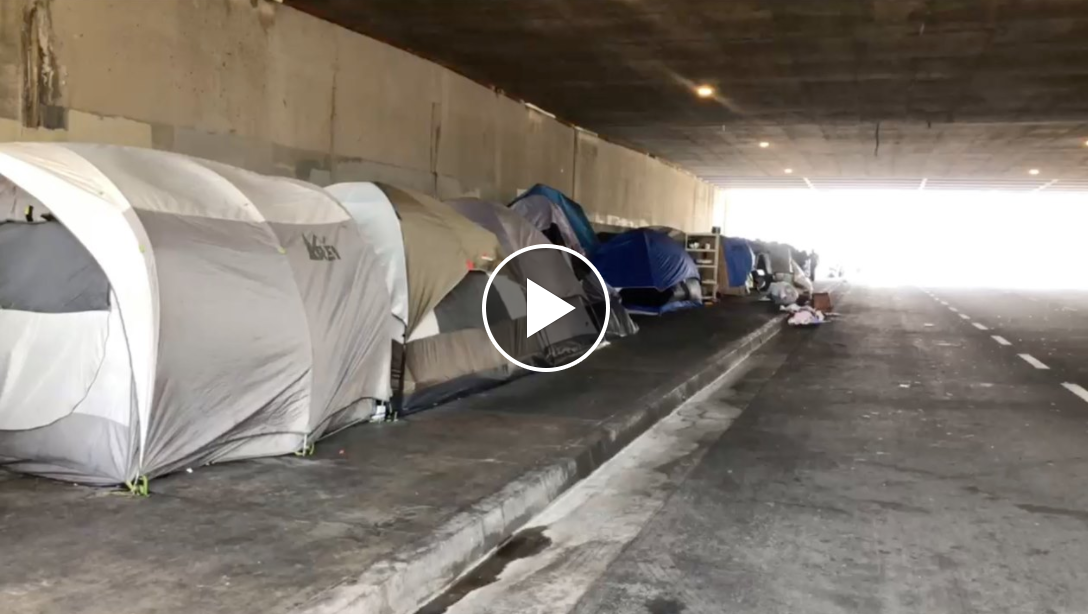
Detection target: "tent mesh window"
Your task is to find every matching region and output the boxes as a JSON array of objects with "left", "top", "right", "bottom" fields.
[{"left": 0, "top": 220, "right": 110, "bottom": 313}]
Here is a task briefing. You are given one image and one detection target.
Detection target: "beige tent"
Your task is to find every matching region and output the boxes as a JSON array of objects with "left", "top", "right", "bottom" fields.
[
  {"left": 379, "top": 184, "right": 502, "bottom": 333},
  {"left": 327, "top": 182, "right": 511, "bottom": 412}
]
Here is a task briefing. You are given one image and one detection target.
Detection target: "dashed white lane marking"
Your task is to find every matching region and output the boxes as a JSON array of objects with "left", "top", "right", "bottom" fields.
[
  {"left": 949, "top": 306, "right": 959, "bottom": 313},
  {"left": 959, "top": 313, "right": 971, "bottom": 320},
  {"left": 1019, "top": 354, "right": 1050, "bottom": 370},
  {"left": 992, "top": 335, "right": 1012, "bottom": 346},
  {"left": 1062, "top": 383, "right": 1088, "bottom": 404},
  {"left": 972, "top": 322, "right": 989, "bottom": 331}
]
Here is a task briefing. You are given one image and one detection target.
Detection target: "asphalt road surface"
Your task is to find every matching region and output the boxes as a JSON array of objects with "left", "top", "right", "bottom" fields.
[{"left": 429, "top": 285, "right": 1088, "bottom": 614}]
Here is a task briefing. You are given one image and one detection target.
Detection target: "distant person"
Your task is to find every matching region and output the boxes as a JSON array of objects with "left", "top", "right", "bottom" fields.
[{"left": 810, "top": 251, "right": 820, "bottom": 280}]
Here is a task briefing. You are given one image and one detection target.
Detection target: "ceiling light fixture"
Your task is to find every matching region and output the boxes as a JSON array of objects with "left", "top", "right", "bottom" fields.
[
  {"left": 1028, "top": 168, "right": 1040, "bottom": 175},
  {"left": 759, "top": 141, "right": 770, "bottom": 148},
  {"left": 695, "top": 85, "right": 715, "bottom": 98},
  {"left": 784, "top": 168, "right": 794, "bottom": 174}
]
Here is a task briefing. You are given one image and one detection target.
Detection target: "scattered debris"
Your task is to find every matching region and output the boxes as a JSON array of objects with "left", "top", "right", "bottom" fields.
[
  {"left": 768, "top": 281, "right": 800, "bottom": 306},
  {"left": 811, "top": 292, "right": 833, "bottom": 313},
  {"left": 788, "top": 306, "right": 826, "bottom": 327}
]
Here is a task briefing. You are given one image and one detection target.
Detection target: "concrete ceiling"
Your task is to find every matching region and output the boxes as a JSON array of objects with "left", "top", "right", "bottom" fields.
[{"left": 288, "top": 0, "right": 1088, "bottom": 188}]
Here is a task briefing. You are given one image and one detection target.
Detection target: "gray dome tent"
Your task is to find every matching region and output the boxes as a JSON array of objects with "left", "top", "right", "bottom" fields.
[
  {"left": 0, "top": 143, "right": 392, "bottom": 485},
  {"left": 447, "top": 197, "right": 599, "bottom": 366}
]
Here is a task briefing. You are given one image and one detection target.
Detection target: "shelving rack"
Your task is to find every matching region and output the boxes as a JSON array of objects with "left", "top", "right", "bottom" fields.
[{"left": 685, "top": 232, "right": 719, "bottom": 303}]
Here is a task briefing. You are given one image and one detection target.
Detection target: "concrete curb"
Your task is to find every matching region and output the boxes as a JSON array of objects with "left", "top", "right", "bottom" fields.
[{"left": 295, "top": 314, "right": 786, "bottom": 614}]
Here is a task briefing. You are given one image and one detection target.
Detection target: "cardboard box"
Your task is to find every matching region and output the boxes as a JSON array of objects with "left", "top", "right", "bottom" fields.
[{"left": 812, "top": 292, "right": 833, "bottom": 313}]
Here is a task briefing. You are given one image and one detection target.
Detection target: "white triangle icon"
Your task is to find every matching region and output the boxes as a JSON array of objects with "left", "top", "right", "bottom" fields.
[{"left": 526, "top": 278, "right": 576, "bottom": 338}]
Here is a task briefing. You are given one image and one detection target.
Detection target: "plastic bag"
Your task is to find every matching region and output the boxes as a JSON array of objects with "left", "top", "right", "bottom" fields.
[{"left": 768, "top": 281, "right": 799, "bottom": 306}]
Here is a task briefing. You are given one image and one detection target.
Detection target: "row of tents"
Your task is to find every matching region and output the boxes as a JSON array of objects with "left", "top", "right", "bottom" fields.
[{"left": 0, "top": 143, "right": 745, "bottom": 486}]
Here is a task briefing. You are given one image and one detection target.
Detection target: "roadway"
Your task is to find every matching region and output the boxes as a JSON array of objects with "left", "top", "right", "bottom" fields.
[
  {"left": 928, "top": 287, "right": 1088, "bottom": 389},
  {"left": 427, "top": 285, "right": 1088, "bottom": 614}
]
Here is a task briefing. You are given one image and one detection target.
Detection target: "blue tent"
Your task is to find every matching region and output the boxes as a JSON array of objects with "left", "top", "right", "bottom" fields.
[
  {"left": 721, "top": 237, "right": 755, "bottom": 288},
  {"left": 510, "top": 184, "right": 600, "bottom": 256},
  {"left": 592, "top": 229, "right": 703, "bottom": 315}
]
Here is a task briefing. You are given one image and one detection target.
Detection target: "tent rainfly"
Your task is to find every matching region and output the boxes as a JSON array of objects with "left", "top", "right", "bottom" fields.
[
  {"left": 0, "top": 143, "right": 392, "bottom": 486},
  {"left": 591, "top": 228, "right": 703, "bottom": 315},
  {"left": 509, "top": 184, "right": 600, "bottom": 256},
  {"left": 718, "top": 236, "right": 756, "bottom": 297}
]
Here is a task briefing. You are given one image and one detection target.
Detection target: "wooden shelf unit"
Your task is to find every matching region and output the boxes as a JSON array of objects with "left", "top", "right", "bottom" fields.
[{"left": 685, "top": 233, "right": 719, "bottom": 303}]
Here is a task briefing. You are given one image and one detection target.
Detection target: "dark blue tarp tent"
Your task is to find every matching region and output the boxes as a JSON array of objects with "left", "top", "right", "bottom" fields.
[
  {"left": 510, "top": 184, "right": 600, "bottom": 256},
  {"left": 592, "top": 229, "right": 703, "bottom": 315},
  {"left": 721, "top": 237, "right": 755, "bottom": 288}
]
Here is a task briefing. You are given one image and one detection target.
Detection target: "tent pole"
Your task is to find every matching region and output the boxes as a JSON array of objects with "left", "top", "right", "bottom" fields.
[{"left": 390, "top": 338, "right": 407, "bottom": 421}]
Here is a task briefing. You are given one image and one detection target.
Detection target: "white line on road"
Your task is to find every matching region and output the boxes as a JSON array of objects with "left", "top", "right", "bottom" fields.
[
  {"left": 972, "top": 322, "right": 989, "bottom": 331},
  {"left": 959, "top": 313, "right": 971, "bottom": 320},
  {"left": 992, "top": 335, "right": 1012, "bottom": 346},
  {"left": 1019, "top": 354, "right": 1050, "bottom": 370},
  {"left": 949, "top": 306, "right": 959, "bottom": 313},
  {"left": 1062, "top": 383, "right": 1088, "bottom": 404}
]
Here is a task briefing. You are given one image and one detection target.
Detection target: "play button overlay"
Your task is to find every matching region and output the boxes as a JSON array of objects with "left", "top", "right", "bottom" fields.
[
  {"left": 482, "top": 244, "right": 610, "bottom": 373},
  {"left": 526, "top": 278, "right": 576, "bottom": 337}
]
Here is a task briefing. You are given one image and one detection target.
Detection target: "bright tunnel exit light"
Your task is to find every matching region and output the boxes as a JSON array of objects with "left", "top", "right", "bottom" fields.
[
  {"left": 695, "top": 85, "right": 715, "bottom": 98},
  {"left": 723, "top": 188, "right": 1088, "bottom": 291}
]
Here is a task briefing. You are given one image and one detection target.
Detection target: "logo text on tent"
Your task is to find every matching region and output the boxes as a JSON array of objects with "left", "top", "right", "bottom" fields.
[{"left": 303, "top": 234, "right": 341, "bottom": 262}]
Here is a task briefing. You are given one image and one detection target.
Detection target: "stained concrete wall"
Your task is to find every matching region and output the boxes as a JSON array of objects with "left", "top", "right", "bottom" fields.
[{"left": 0, "top": 0, "right": 716, "bottom": 231}]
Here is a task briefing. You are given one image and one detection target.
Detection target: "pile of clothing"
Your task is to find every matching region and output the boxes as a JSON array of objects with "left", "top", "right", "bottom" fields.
[{"left": 785, "top": 305, "right": 826, "bottom": 327}]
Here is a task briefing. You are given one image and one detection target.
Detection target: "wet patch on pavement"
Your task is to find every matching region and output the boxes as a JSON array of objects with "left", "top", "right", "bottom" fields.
[{"left": 417, "top": 527, "right": 552, "bottom": 614}]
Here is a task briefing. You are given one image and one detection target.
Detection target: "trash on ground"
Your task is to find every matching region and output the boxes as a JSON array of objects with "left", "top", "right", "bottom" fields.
[
  {"left": 768, "top": 281, "right": 800, "bottom": 306},
  {"left": 811, "top": 291, "right": 833, "bottom": 312},
  {"left": 787, "top": 306, "right": 826, "bottom": 327}
]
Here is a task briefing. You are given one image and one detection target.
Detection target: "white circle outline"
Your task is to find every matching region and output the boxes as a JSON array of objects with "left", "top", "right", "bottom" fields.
[{"left": 481, "top": 244, "right": 610, "bottom": 373}]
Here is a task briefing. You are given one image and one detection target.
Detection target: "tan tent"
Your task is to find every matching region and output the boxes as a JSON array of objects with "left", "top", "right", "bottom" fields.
[
  {"left": 327, "top": 182, "right": 510, "bottom": 412},
  {"left": 379, "top": 184, "right": 503, "bottom": 333}
]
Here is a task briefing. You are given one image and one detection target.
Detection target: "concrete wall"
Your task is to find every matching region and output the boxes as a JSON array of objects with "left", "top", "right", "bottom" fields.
[{"left": 0, "top": 0, "right": 717, "bottom": 231}]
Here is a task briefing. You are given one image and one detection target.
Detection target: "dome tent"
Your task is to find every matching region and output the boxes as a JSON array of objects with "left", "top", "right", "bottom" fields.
[
  {"left": 0, "top": 143, "right": 392, "bottom": 486},
  {"left": 718, "top": 236, "right": 756, "bottom": 296},
  {"left": 328, "top": 183, "right": 531, "bottom": 412},
  {"left": 508, "top": 188, "right": 637, "bottom": 338},
  {"left": 324, "top": 182, "right": 409, "bottom": 343},
  {"left": 592, "top": 228, "right": 703, "bottom": 315},
  {"left": 510, "top": 184, "right": 600, "bottom": 256},
  {"left": 447, "top": 197, "right": 599, "bottom": 366}
]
